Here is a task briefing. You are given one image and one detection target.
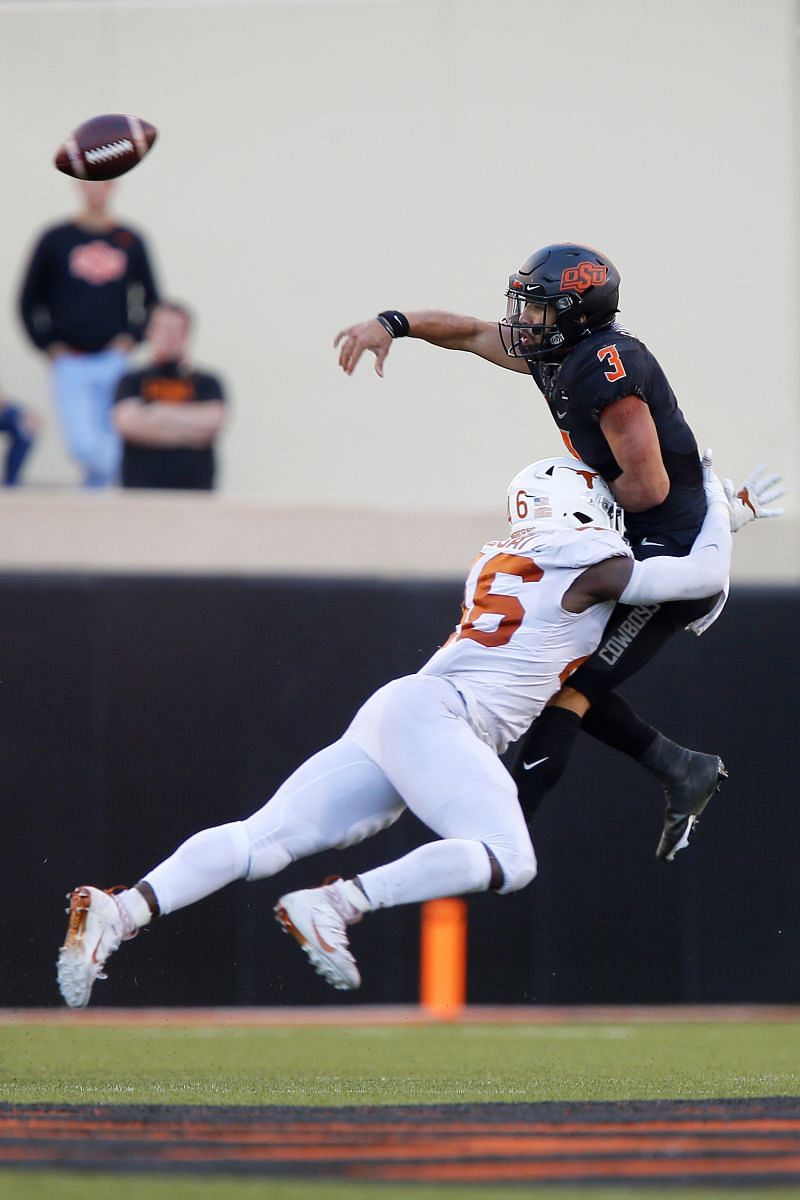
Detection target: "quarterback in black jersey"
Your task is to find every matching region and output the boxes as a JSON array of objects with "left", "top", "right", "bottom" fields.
[
  {"left": 500, "top": 245, "right": 706, "bottom": 556},
  {"left": 527, "top": 330, "right": 705, "bottom": 550},
  {"left": 335, "top": 244, "right": 784, "bottom": 862}
]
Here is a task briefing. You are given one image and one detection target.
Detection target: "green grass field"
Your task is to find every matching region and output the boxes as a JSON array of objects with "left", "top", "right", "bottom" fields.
[
  {"left": 3, "top": 1019, "right": 799, "bottom": 1105},
  {"left": 4, "top": 1177, "right": 797, "bottom": 1200},
  {"left": 1, "top": 1017, "right": 799, "bottom": 1200},
  {"left": 1, "top": 1177, "right": 797, "bottom": 1200}
]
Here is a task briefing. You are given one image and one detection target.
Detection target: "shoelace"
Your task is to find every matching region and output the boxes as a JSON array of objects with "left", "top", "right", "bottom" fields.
[
  {"left": 322, "top": 880, "right": 364, "bottom": 927},
  {"left": 107, "top": 888, "right": 138, "bottom": 942}
]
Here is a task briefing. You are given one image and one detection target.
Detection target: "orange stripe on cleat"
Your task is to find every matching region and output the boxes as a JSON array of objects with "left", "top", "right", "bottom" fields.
[
  {"left": 274, "top": 905, "right": 308, "bottom": 948},
  {"left": 310, "top": 918, "right": 337, "bottom": 954},
  {"left": 63, "top": 888, "right": 91, "bottom": 947}
]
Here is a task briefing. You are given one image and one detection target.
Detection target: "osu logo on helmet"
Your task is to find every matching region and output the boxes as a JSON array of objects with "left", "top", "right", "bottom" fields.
[{"left": 559, "top": 262, "right": 608, "bottom": 293}]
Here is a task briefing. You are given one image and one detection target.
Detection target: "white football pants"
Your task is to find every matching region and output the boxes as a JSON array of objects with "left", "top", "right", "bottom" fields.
[{"left": 142, "top": 674, "right": 537, "bottom": 916}]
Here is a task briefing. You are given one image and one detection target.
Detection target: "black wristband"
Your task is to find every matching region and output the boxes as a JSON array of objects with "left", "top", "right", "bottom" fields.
[{"left": 376, "top": 310, "right": 410, "bottom": 338}]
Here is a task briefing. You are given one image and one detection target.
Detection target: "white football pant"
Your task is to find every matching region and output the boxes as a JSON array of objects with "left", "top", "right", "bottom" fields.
[{"left": 142, "top": 674, "right": 537, "bottom": 915}]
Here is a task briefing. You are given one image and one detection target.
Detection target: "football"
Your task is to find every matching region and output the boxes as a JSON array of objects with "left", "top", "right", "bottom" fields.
[{"left": 53, "top": 113, "right": 157, "bottom": 181}]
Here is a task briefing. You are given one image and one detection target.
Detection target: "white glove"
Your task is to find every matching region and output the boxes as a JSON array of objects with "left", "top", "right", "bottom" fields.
[
  {"left": 723, "top": 465, "right": 787, "bottom": 533},
  {"left": 700, "top": 448, "right": 727, "bottom": 510}
]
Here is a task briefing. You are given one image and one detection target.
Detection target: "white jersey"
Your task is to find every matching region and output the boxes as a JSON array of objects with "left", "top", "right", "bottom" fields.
[{"left": 419, "top": 525, "right": 631, "bottom": 754}]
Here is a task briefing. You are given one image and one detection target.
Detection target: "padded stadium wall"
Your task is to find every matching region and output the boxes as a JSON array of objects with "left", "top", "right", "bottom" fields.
[{"left": 4, "top": 572, "right": 798, "bottom": 1009}]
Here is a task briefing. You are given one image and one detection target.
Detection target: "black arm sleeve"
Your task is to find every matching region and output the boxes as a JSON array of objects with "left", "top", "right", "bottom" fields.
[
  {"left": 113, "top": 371, "right": 140, "bottom": 405},
  {"left": 18, "top": 234, "right": 54, "bottom": 351},
  {"left": 194, "top": 372, "right": 226, "bottom": 403},
  {"left": 127, "top": 237, "right": 160, "bottom": 341}
]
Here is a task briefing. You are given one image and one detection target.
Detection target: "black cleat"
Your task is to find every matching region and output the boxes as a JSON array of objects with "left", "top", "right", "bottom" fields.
[{"left": 639, "top": 734, "right": 728, "bottom": 862}]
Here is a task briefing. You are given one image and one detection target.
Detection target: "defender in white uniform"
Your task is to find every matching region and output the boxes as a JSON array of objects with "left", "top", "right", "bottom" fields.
[
  {"left": 57, "top": 456, "right": 732, "bottom": 1005},
  {"left": 420, "top": 523, "right": 629, "bottom": 755}
]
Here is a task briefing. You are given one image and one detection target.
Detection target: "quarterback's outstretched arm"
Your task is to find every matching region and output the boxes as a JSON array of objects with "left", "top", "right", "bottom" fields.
[{"left": 334, "top": 312, "right": 529, "bottom": 377}]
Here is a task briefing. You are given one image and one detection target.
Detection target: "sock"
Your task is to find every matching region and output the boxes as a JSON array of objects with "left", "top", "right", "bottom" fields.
[
  {"left": 581, "top": 693, "right": 657, "bottom": 760},
  {"left": 338, "top": 878, "right": 373, "bottom": 919},
  {"left": 357, "top": 839, "right": 492, "bottom": 909},
  {"left": 511, "top": 706, "right": 582, "bottom": 821},
  {"left": 117, "top": 887, "right": 153, "bottom": 930},
  {"left": 638, "top": 730, "right": 692, "bottom": 778},
  {"left": 141, "top": 821, "right": 251, "bottom": 916},
  {"left": 350, "top": 876, "right": 374, "bottom": 910}
]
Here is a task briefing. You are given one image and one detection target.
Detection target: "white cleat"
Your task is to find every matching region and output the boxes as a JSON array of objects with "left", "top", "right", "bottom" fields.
[
  {"left": 57, "top": 885, "right": 137, "bottom": 1009},
  {"left": 274, "top": 879, "right": 368, "bottom": 991}
]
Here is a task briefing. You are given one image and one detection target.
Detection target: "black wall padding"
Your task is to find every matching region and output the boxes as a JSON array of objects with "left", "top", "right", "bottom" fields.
[{"left": 2, "top": 574, "right": 797, "bottom": 1008}]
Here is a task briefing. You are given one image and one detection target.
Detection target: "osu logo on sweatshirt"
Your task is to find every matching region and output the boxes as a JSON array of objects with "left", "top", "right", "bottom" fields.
[{"left": 69, "top": 240, "right": 127, "bottom": 286}]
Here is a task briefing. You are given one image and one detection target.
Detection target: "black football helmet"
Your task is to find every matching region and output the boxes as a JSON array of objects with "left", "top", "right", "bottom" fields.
[{"left": 500, "top": 243, "right": 620, "bottom": 362}]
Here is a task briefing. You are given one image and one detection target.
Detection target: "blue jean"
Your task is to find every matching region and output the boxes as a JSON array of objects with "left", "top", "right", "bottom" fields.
[
  {"left": 0, "top": 405, "right": 35, "bottom": 485},
  {"left": 51, "top": 349, "right": 129, "bottom": 487}
]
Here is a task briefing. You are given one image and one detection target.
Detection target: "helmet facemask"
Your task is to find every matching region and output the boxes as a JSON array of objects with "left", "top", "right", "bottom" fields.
[{"left": 500, "top": 287, "right": 584, "bottom": 362}]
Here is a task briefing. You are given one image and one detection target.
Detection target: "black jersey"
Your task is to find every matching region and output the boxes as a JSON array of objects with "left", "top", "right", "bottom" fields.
[
  {"left": 527, "top": 325, "right": 705, "bottom": 549},
  {"left": 114, "top": 361, "right": 225, "bottom": 491},
  {"left": 18, "top": 222, "right": 159, "bottom": 354}
]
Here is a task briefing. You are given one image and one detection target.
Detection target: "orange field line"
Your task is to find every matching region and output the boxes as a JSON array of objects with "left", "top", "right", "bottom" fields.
[
  {"left": 4, "top": 1136, "right": 800, "bottom": 1165},
  {"left": 4, "top": 1142, "right": 800, "bottom": 1175},
  {"left": 2, "top": 1004, "right": 799, "bottom": 1027},
  {"left": 4, "top": 1128, "right": 800, "bottom": 1155},
  {"left": 358, "top": 1153, "right": 800, "bottom": 1182},
  {"left": 4, "top": 1117, "right": 800, "bottom": 1140}
]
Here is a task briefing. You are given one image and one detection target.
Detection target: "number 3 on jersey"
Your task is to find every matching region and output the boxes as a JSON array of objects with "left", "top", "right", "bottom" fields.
[
  {"left": 457, "top": 553, "right": 542, "bottom": 648},
  {"left": 597, "top": 344, "right": 626, "bottom": 383}
]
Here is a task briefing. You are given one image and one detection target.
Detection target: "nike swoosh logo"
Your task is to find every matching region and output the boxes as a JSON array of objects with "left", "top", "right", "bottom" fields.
[
  {"left": 311, "top": 917, "right": 337, "bottom": 954},
  {"left": 640, "top": 538, "right": 664, "bottom": 547},
  {"left": 556, "top": 409, "right": 567, "bottom": 419},
  {"left": 523, "top": 756, "right": 549, "bottom": 771}
]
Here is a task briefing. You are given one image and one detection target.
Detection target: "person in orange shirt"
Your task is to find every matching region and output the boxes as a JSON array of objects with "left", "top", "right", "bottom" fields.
[{"left": 113, "top": 302, "right": 226, "bottom": 490}]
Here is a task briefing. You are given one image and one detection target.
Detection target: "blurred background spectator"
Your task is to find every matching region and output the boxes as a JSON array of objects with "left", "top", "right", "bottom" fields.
[
  {"left": 18, "top": 179, "right": 159, "bottom": 488},
  {"left": 113, "top": 302, "right": 226, "bottom": 491},
  {"left": 0, "top": 386, "right": 41, "bottom": 485}
]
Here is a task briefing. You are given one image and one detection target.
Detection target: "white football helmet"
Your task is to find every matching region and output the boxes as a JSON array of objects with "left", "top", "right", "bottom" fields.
[{"left": 506, "top": 456, "right": 624, "bottom": 535}]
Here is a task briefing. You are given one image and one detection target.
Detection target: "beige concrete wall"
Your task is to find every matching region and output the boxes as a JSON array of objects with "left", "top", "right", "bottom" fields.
[
  {"left": 0, "top": 490, "right": 793, "bottom": 583},
  {"left": 0, "top": 0, "right": 795, "bottom": 574}
]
